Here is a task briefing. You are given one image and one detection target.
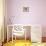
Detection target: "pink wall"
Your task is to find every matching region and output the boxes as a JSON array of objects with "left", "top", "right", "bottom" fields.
[{"left": 6, "top": 0, "right": 46, "bottom": 37}]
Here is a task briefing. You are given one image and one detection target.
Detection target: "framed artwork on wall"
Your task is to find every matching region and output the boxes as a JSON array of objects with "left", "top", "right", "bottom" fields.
[{"left": 23, "top": 7, "right": 29, "bottom": 12}]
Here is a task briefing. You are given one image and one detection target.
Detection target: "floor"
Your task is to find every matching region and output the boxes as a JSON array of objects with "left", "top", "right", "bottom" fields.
[
  {"left": 3, "top": 40, "right": 31, "bottom": 46},
  {"left": 3, "top": 40, "right": 46, "bottom": 46}
]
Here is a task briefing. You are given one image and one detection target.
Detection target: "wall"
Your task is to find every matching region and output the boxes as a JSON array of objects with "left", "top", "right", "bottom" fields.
[{"left": 7, "top": 0, "right": 46, "bottom": 37}]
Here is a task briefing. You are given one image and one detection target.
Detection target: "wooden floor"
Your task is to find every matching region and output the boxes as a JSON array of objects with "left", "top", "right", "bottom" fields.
[
  {"left": 3, "top": 40, "right": 46, "bottom": 46},
  {"left": 3, "top": 40, "right": 31, "bottom": 46}
]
